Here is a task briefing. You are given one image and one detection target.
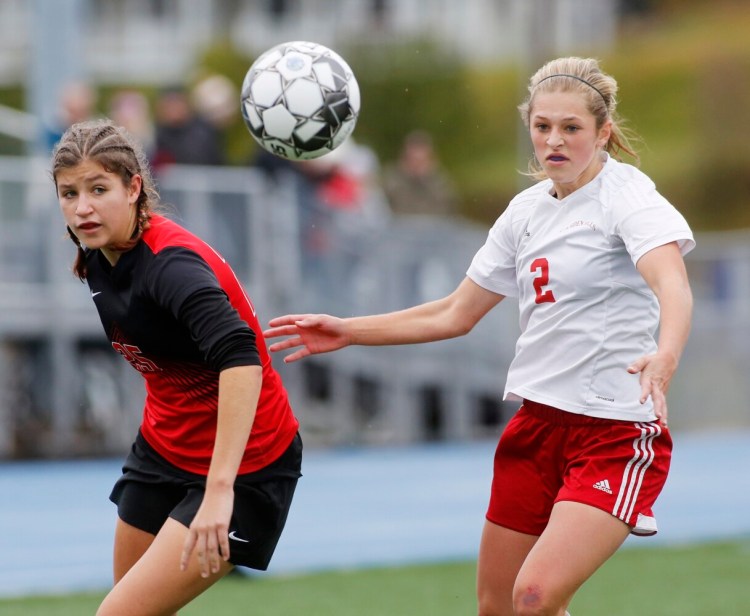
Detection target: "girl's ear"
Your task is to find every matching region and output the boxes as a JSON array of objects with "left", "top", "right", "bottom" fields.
[{"left": 129, "top": 174, "right": 143, "bottom": 205}]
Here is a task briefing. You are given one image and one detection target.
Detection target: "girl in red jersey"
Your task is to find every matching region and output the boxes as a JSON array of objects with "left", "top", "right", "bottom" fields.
[
  {"left": 264, "top": 57, "right": 694, "bottom": 616},
  {"left": 52, "top": 119, "right": 301, "bottom": 615}
]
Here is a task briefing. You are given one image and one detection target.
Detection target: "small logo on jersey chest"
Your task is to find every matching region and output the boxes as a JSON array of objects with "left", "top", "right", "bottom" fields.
[{"left": 564, "top": 220, "right": 597, "bottom": 232}]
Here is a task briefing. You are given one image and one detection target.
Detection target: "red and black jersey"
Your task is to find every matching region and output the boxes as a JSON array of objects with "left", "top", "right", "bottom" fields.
[{"left": 84, "top": 214, "right": 299, "bottom": 475}]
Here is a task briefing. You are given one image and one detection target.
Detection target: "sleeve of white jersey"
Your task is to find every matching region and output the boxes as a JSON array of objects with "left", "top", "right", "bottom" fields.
[
  {"left": 466, "top": 206, "right": 520, "bottom": 297},
  {"left": 612, "top": 179, "right": 696, "bottom": 265}
]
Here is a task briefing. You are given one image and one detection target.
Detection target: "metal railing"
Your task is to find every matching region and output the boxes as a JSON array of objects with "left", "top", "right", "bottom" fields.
[{"left": 0, "top": 156, "right": 747, "bottom": 458}]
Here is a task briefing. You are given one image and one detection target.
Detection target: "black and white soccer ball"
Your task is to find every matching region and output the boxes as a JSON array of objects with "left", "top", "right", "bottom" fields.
[{"left": 241, "top": 41, "right": 360, "bottom": 160}]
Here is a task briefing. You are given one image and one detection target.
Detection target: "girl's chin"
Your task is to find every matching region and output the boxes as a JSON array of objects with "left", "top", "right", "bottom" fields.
[
  {"left": 78, "top": 238, "right": 120, "bottom": 253},
  {"left": 545, "top": 171, "right": 575, "bottom": 184},
  {"left": 77, "top": 238, "right": 106, "bottom": 250}
]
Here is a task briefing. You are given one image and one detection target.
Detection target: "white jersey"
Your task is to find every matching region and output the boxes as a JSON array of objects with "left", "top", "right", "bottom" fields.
[{"left": 467, "top": 155, "right": 695, "bottom": 421}]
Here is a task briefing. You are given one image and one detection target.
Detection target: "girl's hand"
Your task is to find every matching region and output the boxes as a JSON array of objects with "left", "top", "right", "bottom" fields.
[
  {"left": 180, "top": 486, "right": 234, "bottom": 577},
  {"left": 627, "top": 351, "right": 678, "bottom": 427},
  {"left": 264, "top": 314, "right": 349, "bottom": 363}
]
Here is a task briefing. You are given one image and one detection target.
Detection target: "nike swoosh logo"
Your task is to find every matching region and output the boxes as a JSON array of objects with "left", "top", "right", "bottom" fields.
[
  {"left": 91, "top": 291, "right": 102, "bottom": 298},
  {"left": 228, "top": 530, "right": 249, "bottom": 543}
]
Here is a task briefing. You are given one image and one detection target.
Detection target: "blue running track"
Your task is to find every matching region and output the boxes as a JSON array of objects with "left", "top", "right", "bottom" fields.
[{"left": 0, "top": 429, "right": 748, "bottom": 598}]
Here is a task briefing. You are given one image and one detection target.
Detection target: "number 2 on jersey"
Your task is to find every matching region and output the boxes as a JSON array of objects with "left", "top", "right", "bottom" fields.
[{"left": 531, "top": 258, "right": 556, "bottom": 304}]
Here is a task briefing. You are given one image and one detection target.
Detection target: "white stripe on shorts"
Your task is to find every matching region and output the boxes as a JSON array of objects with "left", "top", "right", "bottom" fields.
[{"left": 612, "top": 422, "right": 661, "bottom": 524}]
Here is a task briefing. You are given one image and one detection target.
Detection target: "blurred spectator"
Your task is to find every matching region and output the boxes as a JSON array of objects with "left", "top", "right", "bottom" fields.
[
  {"left": 301, "top": 138, "right": 389, "bottom": 242},
  {"left": 251, "top": 147, "right": 299, "bottom": 183},
  {"left": 191, "top": 73, "right": 238, "bottom": 131},
  {"left": 43, "top": 80, "right": 98, "bottom": 151},
  {"left": 382, "top": 130, "right": 459, "bottom": 217},
  {"left": 152, "top": 86, "right": 225, "bottom": 172},
  {"left": 294, "top": 138, "right": 391, "bottom": 306},
  {"left": 108, "top": 90, "right": 155, "bottom": 160},
  {"left": 250, "top": 134, "right": 390, "bottom": 309},
  {"left": 191, "top": 75, "right": 244, "bottom": 266}
]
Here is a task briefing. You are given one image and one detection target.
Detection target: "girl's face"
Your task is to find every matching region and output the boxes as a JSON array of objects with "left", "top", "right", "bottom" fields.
[
  {"left": 529, "top": 90, "right": 611, "bottom": 199},
  {"left": 56, "top": 159, "right": 142, "bottom": 265}
]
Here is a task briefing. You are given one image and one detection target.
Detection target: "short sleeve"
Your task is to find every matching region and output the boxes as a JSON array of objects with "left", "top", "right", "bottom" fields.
[
  {"left": 466, "top": 207, "right": 520, "bottom": 297},
  {"left": 612, "top": 181, "right": 695, "bottom": 265}
]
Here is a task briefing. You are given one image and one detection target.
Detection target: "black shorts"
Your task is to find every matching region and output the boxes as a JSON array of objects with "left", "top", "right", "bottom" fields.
[{"left": 109, "top": 431, "right": 302, "bottom": 570}]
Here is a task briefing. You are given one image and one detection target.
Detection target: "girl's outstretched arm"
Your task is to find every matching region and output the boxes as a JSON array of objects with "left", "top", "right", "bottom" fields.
[{"left": 264, "top": 277, "right": 505, "bottom": 363}]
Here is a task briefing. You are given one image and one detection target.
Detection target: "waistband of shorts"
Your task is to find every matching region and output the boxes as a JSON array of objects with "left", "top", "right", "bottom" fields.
[
  {"left": 522, "top": 399, "right": 612, "bottom": 426},
  {"left": 133, "top": 429, "right": 302, "bottom": 483}
]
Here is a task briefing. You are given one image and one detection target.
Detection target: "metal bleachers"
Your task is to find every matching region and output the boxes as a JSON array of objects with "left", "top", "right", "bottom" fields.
[{"left": 1, "top": 155, "right": 748, "bottom": 459}]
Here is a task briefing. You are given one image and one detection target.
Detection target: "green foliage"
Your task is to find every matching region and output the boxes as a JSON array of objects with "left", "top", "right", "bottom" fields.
[
  {"left": 603, "top": 4, "right": 750, "bottom": 230},
  {"left": 341, "top": 3, "right": 750, "bottom": 230},
  {"left": 343, "top": 39, "right": 471, "bottom": 162},
  {"left": 2, "top": 540, "right": 750, "bottom": 615},
  {"left": 341, "top": 39, "right": 524, "bottom": 222},
  {"left": 1, "top": 3, "right": 748, "bottom": 230},
  {"left": 0, "top": 86, "right": 29, "bottom": 155}
]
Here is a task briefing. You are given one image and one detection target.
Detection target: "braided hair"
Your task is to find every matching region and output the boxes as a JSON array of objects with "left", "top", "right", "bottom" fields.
[{"left": 52, "top": 119, "right": 160, "bottom": 280}]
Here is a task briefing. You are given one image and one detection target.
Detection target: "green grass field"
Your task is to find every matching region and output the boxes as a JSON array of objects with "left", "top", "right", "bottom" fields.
[{"left": 2, "top": 539, "right": 749, "bottom": 615}]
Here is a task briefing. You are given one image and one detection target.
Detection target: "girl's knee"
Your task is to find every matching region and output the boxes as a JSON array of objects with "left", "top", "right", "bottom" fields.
[{"left": 512, "top": 581, "right": 564, "bottom": 616}]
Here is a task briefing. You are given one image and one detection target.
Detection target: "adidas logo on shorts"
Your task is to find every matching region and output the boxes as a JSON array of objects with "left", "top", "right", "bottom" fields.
[{"left": 593, "top": 479, "right": 613, "bottom": 494}]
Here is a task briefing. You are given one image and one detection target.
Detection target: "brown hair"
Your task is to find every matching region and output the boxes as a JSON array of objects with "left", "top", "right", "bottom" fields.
[
  {"left": 518, "top": 57, "right": 640, "bottom": 180},
  {"left": 52, "top": 119, "right": 159, "bottom": 280}
]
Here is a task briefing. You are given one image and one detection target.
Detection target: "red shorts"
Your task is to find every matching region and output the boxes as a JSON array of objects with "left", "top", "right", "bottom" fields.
[{"left": 487, "top": 400, "right": 672, "bottom": 536}]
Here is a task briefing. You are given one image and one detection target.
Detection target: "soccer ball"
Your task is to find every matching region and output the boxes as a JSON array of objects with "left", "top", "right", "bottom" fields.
[{"left": 241, "top": 41, "right": 360, "bottom": 160}]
